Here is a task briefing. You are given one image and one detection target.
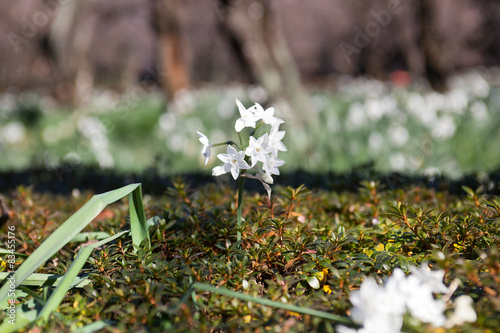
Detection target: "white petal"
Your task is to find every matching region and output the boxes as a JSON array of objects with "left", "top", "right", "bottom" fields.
[
  {"left": 212, "top": 165, "right": 226, "bottom": 176},
  {"left": 231, "top": 166, "right": 239, "bottom": 180},
  {"left": 223, "top": 162, "right": 232, "bottom": 173},
  {"left": 235, "top": 118, "right": 245, "bottom": 132},
  {"left": 197, "top": 131, "right": 209, "bottom": 145},
  {"left": 238, "top": 159, "right": 250, "bottom": 169},
  {"left": 227, "top": 145, "right": 238, "bottom": 156},
  {"left": 236, "top": 98, "right": 246, "bottom": 116},
  {"left": 218, "top": 153, "right": 231, "bottom": 163}
]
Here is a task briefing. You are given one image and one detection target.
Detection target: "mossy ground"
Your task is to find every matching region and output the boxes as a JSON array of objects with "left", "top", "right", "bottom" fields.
[{"left": 0, "top": 178, "right": 499, "bottom": 332}]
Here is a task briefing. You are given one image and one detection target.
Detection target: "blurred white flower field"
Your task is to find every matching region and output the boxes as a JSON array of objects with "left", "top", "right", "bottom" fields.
[{"left": 1, "top": 69, "right": 499, "bottom": 178}]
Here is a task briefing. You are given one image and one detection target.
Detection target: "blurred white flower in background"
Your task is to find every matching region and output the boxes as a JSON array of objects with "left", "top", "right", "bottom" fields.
[
  {"left": 346, "top": 102, "right": 366, "bottom": 130},
  {"left": 431, "top": 115, "right": 456, "bottom": 139},
  {"left": 389, "top": 153, "right": 406, "bottom": 171},
  {"left": 445, "top": 89, "right": 468, "bottom": 114},
  {"left": 388, "top": 124, "right": 409, "bottom": 147},
  {"left": 470, "top": 100, "right": 489, "bottom": 124},
  {"left": 77, "top": 116, "right": 114, "bottom": 168},
  {"left": 1, "top": 122, "right": 26, "bottom": 145},
  {"left": 159, "top": 112, "right": 177, "bottom": 132},
  {"left": 0, "top": 93, "right": 16, "bottom": 112},
  {"left": 168, "top": 133, "right": 186, "bottom": 153},
  {"left": 247, "top": 85, "right": 268, "bottom": 104},
  {"left": 169, "top": 89, "right": 196, "bottom": 114},
  {"left": 368, "top": 132, "right": 384, "bottom": 152},
  {"left": 327, "top": 113, "right": 341, "bottom": 133}
]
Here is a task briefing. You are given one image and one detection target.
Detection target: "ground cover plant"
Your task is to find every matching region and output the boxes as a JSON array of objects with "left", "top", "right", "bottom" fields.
[{"left": 0, "top": 177, "right": 499, "bottom": 332}]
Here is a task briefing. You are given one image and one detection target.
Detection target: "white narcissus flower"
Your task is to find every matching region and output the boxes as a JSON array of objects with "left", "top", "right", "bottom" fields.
[
  {"left": 262, "top": 153, "right": 285, "bottom": 178},
  {"left": 444, "top": 295, "right": 477, "bottom": 328},
  {"left": 268, "top": 125, "right": 287, "bottom": 152},
  {"left": 410, "top": 262, "right": 449, "bottom": 294},
  {"left": 245, "top": 134, "right": 272, "bottom": 167},
  {"left": 260, "top": 106, "right": 284, "bottom": 127},
  {"left": 403, "top": 275, "right": 447, "bottom": 327},
  {"left": 215, "top": 145, "right": 250, "bottom": 180},
  {"left": 235, "top": 99, "right": 260, "bottom": 132},
  {"left": 197, "top": 131, "right": 211, "bottom": 165}
]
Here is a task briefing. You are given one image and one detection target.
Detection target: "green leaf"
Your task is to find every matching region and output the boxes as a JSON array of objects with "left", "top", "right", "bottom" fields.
[
  {"left": 0, "top": 272, "right": 91, "bottom": 288},
  {"left": 176, "top": 283, "right": 353, "bottom": 325},
  {"left": 73, "top": 320, "right": 116, "bottom": 333},
  {"left": 69, "top": 232, "right": 111, "bottom": 243}
]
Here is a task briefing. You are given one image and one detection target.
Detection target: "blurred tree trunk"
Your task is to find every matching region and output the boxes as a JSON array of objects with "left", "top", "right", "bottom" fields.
[
  {"left": 150, "top": 0, "right": 189, "bottom": 99},
  {"left": 50, "top": 0, "right": 95, "bottom": 107},
  {"left": 477, "top": 0, "right": 500, "bottom": 65},
  {"left": 418, "top": 0, "right": 450, "bottom": 92},
  {"left": 394, "top": 10, "right": 425, "bottom": 77},
  {"left": 217, "top": 0, "right": 316, "bottom": 128}
]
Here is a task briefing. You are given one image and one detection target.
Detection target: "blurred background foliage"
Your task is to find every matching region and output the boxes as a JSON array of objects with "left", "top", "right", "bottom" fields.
[{"left": 1, "top": 0, "right": 500, "bottom": 181}]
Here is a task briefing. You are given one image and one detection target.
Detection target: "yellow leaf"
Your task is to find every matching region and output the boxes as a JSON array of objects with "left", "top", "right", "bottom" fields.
[
  {"left": 375, "top": 243, "right": 385, "bottom": 252},
  {"left": 323, "top": 285, "right": 332, "bottom": 294},
  {"left": 243, "top": 315, "right": 252, "bottom": 323},
  {"left": 287, "top": 311, "right": 301, "bottom": 318},
  {"left": 321, "top": 268, "right": 329, "bottom": 282}
]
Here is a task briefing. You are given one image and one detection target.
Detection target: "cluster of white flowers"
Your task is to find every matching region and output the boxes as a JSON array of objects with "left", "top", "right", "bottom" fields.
[
  {"left": 337, "top": 263, "right": 477, "bottom": 333},
  {"left": 197, "top": 99, "right": 286, "bottom": 197}
]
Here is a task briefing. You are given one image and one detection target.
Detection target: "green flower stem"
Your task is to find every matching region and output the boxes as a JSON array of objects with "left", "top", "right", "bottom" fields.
[
  {"left": 236, "top": 176, "right": 245, "bottom": 242},
  {"left": 250, "top": 121, "right": 264, "bottom": 136},
  {"left": 178, "top": 283, "right": 354, "bottom": 326},
  {"left": 211, "top": 141, "right": 241, "bottom": 150}
]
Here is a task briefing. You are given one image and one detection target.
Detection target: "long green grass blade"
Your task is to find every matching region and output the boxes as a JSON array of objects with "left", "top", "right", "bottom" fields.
[
  {"left": 37, "top": 230, "right": 129, "bottom": 322},
  {"left": 0, "top": 272, "right": 90, "bottom": 288},
  {"left": 73, "top": 320, "right": 116, "bottom": 333},
  {"left": 183, "top": 283, "right": 353, "bottom": 326},
  {"left": 69, "top": 232, "right": 111, "bottom": 243},
  {"left": 0, "top": 249, "right": 28, "bottom": 258},
  {"left": 0, "top": 306, "right": 37, "bottom": 333},
  {"left": 129, "top": 186, "right": 149, "bottom": 248}
]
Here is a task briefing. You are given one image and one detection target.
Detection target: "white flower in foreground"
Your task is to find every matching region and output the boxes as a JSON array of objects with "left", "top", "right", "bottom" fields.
[
  {"left": 348, "top": 278, "right": 403, "bottom": 333},
  {"left": 214, "top": 145, "right": 250, "bottom": 180},
  {"left": 338, "top": 264, "right": 471, "bottom": 333},
  {"left": 235, "top": 99, "right": 260, "bottom": 132},
  {"left": 197, "top": 131, "right": 211, "bottom": 165},
  {"left": 245, "top": 134, "right": 272, "bottom": 166},
  {"left": 410, "top": 262, "right": 449, "bottom": 294},
  {"left": 444, "top": 295, "right": 477, "bottom": 328},
  {"left": 267, "top": 125, "right": 287, "bottom": 152},
  {"left": 260, "top": 106, "right": 284, "bottom": 127},
  {"left": 262, "top": 153, "right": 285, "bottom": 178},
  {"left": 404, "top": 275, "right": 446, "bottom": 327}
]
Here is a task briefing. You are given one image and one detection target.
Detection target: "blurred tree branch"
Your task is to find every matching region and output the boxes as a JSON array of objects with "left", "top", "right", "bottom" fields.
[
  {"left": 150, "top": 0, "right": 189, "bottom": 100},
  {"left": 418, "top": 0, "right": 450, "bottom": 92},
  {"left": 49, "top": 0, "right": 95, "bottom": 107},
  {"left": 217, "top": 0, "right": 317, "bottom": 128}
]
